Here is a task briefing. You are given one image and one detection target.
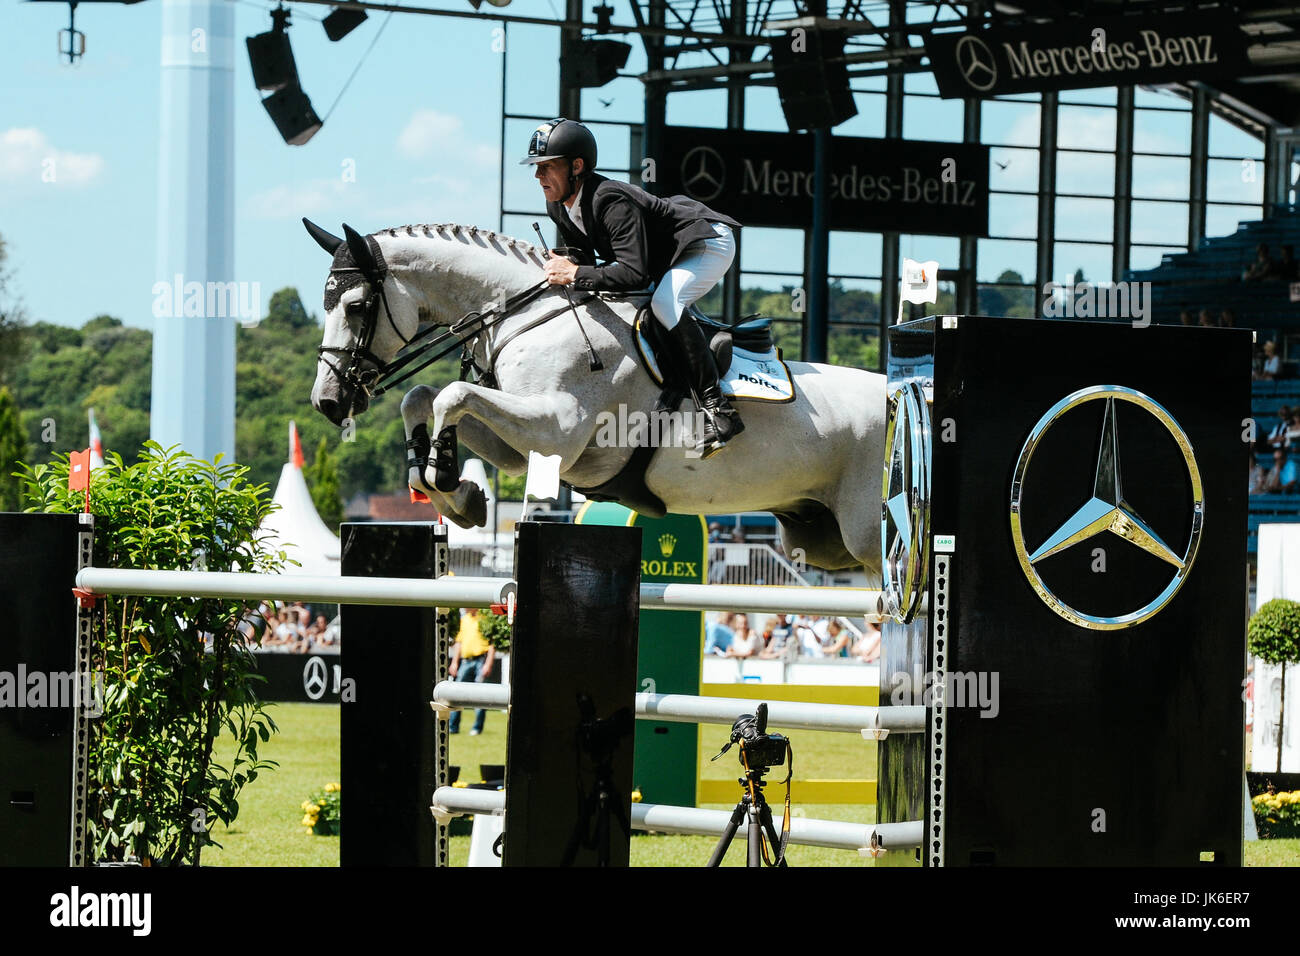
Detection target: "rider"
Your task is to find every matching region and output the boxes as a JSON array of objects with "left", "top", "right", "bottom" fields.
[{"left": 520, "top": 117, "right": 745, "bottom": 458}]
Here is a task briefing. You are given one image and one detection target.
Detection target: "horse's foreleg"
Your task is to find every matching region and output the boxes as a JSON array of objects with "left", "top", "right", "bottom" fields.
[
  {"left": 400, "top": 386, "right": 479, "bottom": 524},
  {"left": 432, "top": 382, "right": 590, "bottom": 472}
]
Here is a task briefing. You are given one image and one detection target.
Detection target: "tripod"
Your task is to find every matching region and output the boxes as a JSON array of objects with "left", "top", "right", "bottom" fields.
[{"left": 706, "top": 765, "right": 789, "bottom": 867}]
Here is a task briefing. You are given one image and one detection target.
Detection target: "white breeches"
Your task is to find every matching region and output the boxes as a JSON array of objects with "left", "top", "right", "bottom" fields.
[{"left": 650, "top": 222, "right": 736, "bottom": 330}]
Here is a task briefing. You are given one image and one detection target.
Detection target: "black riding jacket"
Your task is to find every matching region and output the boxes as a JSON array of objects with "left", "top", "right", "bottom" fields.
[{"left": 545, "top": 173, "right": 741, "bottom": 293}]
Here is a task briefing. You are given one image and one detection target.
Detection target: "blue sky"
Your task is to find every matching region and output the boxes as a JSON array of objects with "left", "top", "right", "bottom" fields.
[{"left": 1, "top": 0, "right": 1270, "bottom": 331}]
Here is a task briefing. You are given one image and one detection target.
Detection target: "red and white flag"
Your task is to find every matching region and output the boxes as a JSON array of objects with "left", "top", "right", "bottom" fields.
[
  {"left": 88, "top": 408, "right": 104, "bottom": 470},
  {"left": 289, "top": 420, "right": 305, "bottom": 469}
]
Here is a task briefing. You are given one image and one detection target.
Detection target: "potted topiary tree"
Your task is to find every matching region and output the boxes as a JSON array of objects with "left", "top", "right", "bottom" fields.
[{"left": 1248, "top": 597, "right": 1300, "bottom": 772}]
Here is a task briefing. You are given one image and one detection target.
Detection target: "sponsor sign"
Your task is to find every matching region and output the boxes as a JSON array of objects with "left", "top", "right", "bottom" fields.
[
  {"left": 926, "top": 12, "right": 1248, "bottom": 98},
  {"left": 659, "top": 126, "right": 988, "bottom": 237}
]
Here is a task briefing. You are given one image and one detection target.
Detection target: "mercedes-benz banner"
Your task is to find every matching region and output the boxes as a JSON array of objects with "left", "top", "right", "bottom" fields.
[
  {"left": 659, "top": 126, "right": 988, "bottom": 237},
  {"left": 925, "top": 11, "right": 1248, "bottom": 99}
]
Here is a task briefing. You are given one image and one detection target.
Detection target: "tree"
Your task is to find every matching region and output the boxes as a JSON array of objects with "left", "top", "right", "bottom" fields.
[
  {"left": 263, "top": 288, "right": 316, "bottom": 330},
  {"left": 305, "top": 437, "right": 343, "bottom": 531},
  {"left": 0, "top": 233, "right": 28, "bottom": 389},
  {"left": 0, "top": 387, "right": 27, "bottom": 510},
  {"left": 1249, "top": 598, "right": 1300, "bottom": 772}
]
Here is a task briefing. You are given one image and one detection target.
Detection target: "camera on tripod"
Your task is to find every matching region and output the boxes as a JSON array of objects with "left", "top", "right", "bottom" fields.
[{"left": 727, "top": 702, "right": 787, "bottom": 769}]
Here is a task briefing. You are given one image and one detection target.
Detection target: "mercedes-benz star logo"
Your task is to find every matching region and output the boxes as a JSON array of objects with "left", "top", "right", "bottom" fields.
[
  {"left": 1009, "top": 385, "right": 1203, "bottom": 630},
  {"left": 880, "top": 382, "right": 931, "bottom": 623},
  {"left": 303, "top": 656, "right": 329, "bottom": 700},
  {"left": 680, "top": 146, "right": 726, "bottom": 203},
  {"left": 955, "top": 36, "right": 998, "bottom": 92}
]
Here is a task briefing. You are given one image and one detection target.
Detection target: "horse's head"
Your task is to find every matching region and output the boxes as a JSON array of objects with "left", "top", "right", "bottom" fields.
[{"left": 305, "top": 219, "right": 420, "bottom": 426}]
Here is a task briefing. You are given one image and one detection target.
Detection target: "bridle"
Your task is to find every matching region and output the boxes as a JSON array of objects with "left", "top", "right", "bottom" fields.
[{"left": 317, "top": 260, "right": 589, "bottom": 402}]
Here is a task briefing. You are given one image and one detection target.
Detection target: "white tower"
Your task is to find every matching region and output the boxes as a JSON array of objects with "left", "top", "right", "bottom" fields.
[{"left": 150, "top": 0, "right": 236, "bottom": 463}]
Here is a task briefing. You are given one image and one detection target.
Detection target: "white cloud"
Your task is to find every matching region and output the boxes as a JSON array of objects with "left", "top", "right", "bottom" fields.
[
  {"left": 0, "top": 127, "right": 103, "bottom": 187},
  {"left": 396, "top": 109, "right": 497, "bottom": 166},
  {"left": 243, "top": 178, "right": 359, "bottom": 220}
]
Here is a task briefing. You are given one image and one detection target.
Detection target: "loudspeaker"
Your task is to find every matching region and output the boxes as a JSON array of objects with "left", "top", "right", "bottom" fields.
[
  {"left": 246, "top": 27, "right": 298, "bottom": 92},
  {"left": 561, "top": 39, "right": 632, "bottom": 89},
  {"left": 261, "top": 84, "right": 323, "bottom": 146},
  {"left": 770, "top": 29, "right": 857, "bottom": 131},
  {"left": 323, "top": 6, "right": 367, "bottom": 42}
]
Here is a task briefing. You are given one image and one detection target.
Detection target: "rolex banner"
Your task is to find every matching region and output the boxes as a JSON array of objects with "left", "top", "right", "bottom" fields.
[
  {"left": 658, "top": 126, "right": 989, "bottom": 237},
  {"left": 925, "top": 12, "right": 1249, "bottom": 99}
]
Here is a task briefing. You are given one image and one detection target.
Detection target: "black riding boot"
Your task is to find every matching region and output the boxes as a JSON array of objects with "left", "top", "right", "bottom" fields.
[{"left": 667, "top": 315, "right": 744, "bottom": 458}]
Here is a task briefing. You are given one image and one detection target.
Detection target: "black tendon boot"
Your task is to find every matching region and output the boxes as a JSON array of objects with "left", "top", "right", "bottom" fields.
[{"left": 668, "top": 314, "right": 745, "bottom": 458}]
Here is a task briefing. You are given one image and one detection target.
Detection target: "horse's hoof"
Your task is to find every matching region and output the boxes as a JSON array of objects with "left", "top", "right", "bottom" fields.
[{"left": 463, "top": 482, "right": 488, "bottom": 527}]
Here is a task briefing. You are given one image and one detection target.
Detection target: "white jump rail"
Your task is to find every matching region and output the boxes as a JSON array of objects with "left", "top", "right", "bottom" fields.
[
  {"left": 430, "top": 787, "right": 924, "bottom": 853},
  {"left": 77, "top": 568, "right": 886, "bottom": 620},
  {"left": 432, "top": 682, "right": 926, "bottom": 735},
  {"left": 74, "top": 568, "right": 516, "bottom": 609},
  {"left": 640, "top": 582, "right": 887, "bottom": 619}
]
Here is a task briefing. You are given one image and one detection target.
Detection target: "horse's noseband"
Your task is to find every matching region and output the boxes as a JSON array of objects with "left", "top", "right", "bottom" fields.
[{"left": 317, "top": 272, "right": 406, "bottom": 400}]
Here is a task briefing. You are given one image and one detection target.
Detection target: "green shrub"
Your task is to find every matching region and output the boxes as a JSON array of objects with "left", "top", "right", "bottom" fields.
[
  {"left": 20, "top": 442, "right": 286, "bottom": 865},
  {"left": 478, "top": 607, "right": 512, "bottom": 653}
]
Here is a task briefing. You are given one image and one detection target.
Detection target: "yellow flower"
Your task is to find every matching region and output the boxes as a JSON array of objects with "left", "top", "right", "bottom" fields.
[
  {"left": 325, "top": 783, "right": 339, "bottom": 793},
  {"left": 318, "top": 799, "right": 327, "bottom": 806},
  {"left": 301, "top": 815, "right": 315, "bottom": 826},
  {"left": 301, "top": 801, "right": 315, "bottom": 811}
]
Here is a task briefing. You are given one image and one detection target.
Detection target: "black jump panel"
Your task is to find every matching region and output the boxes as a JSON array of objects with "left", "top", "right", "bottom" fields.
[
  {"left": 0, "top": 513, "right": 83, "bottom": 866},
  {"left": 881, "top": 317, "right": 1249, "bottom": 866},
  {"left": 340, "top": 522, "right": 443, "bottom": 866},
  {"left": 504, "top": 522, "right": 640, "bottom": 866}
]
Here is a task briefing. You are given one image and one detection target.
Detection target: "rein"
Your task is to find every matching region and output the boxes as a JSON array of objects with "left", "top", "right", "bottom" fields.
[{"left": 319, "top": 271, "right": 594, "bottom": 401}]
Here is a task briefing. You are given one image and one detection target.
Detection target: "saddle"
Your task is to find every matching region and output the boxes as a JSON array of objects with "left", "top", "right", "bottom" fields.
[{"left": 568, "top": 298, "right": 793, "bottom": 517}]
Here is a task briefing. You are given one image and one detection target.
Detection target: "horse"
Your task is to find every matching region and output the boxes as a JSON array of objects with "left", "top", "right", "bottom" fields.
[{"left": 305, "top": 219, "right": 886, "bottom": 576}]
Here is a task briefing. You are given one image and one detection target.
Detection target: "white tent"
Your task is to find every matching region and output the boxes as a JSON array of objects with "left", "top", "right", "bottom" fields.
[
  {"left": 1253, "top": 523, "right": 1300, "bottom": 771},
  {"left": 259, "top": 422, "right": 341, "bottom": 576}
]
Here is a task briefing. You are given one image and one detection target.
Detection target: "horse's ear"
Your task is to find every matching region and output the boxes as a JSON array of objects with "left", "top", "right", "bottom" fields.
[
  {"left": 303, "top": 218, "right": 344, "bottom": 255},
  {"left": 343, "top": 223, "right": 380, "bottom": 280}
]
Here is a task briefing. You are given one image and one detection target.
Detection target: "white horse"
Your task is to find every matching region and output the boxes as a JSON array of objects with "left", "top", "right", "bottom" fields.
[{"left": 306, "top": 220, "right": 885, "bottom": 575}]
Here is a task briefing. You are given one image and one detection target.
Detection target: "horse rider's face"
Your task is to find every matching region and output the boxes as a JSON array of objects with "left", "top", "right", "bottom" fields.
[{"left": 534, "top": 158, "right": 581, "bottom": 202}]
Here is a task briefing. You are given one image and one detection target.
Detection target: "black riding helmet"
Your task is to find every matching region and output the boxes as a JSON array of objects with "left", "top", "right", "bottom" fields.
[{"left": 519, "top": 118, "right": 597, "bottom": 202}]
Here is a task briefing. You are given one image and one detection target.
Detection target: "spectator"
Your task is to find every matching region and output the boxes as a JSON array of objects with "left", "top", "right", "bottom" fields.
[
  {"left": 1178, "top": 309, "right": 1193, "bottom": 326},
  {"left": 1287, "top": 410, "right": 1300, "bottom": 448},
  {"left": 1271, "top": 244, "right": 1298, "bottom": 281},
  {"left": 707, "top": 522, "right": 724, "bottom": 543},
  {"left": 1219, "top": 308, "right": 1236, "bottom": 328},
  {"left": 794, "top": 616, "right": 824, "bottom": 657},
  {"left": 1249, "top": 446, "right": 1269, "bottom": 495},
  {"left": 821, "top": 620, "right": 851, "bottom": 658},
  {"left": 1197, "top": 308, "right": 1215, "bottom": 328},
  {"left": 1266, "top": 407, "right": 1291, "bottom": 450},
  {"left": 1266, "top": 447, "right": 1299, "bottom": 493},
  {"left": 1261, "top": 340, "right": 1282, "bottom": 380},
  {"left": 1245, "top": 243, "right": 1275, "bottom": 281},
  {"left": 704, "top": 612, "right": 735, "bottom": 656},
  {"left": 726, "top": 614, "right": 763, "bottom": 658},
  {"left": 759, "top": 614, "right": 798, "bottom": 660},
  {"left": 854, "top": 621, "right": 882, "bottom": 663},
  {"left": 448, "top": 608, "right": 495, "bottom": 735}
]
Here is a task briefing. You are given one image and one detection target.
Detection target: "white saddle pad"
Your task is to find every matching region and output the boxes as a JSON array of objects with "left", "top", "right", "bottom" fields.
[{"left": 633, "top": 319, "right": 796, "bottom": 404}]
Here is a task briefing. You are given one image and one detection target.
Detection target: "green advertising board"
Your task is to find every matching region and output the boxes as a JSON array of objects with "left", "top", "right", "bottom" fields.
[{"left": 575, "top": 500, "right": 705, "bottom": 808}]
